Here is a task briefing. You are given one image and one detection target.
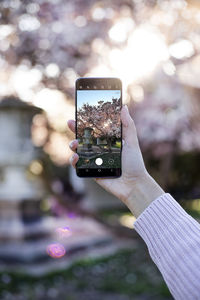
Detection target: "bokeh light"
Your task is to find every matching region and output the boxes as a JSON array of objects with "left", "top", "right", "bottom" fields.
[
  {"left": 169, "top": 39, "right": 194, "bottom": 59},
  {"left": 46, "top": 243, "right": 66, "bottom": 259},
  {"left": 55, "top": 226, "right": 72, "bottom": 239},
  {"left": 18, "top": 14, "right": 40, "bottom": 31},
  {"left": 29, "top": 160, "right": 43, "bottom": 175},
  {"left": 45, "top": 63, "right": 60, "bottom": 78},
  {"left": 109, "top": 18, "right": 135, "bottom": 43},
  {"left": 120, "top": 214, "right": 136, "bottom": 229},
  {"left": 67, "top": 212, "right": 77, "bottom": 219}
]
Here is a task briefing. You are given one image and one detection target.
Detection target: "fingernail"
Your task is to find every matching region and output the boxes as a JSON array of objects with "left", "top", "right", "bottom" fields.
[
  {"left": 69, "top": 141, "right": 74, "bottom": 148},
  {"left": 122, "top": 105, "right": 129, "bottom": 127},
  {"left": 69, "top": 156, "right": 72, "bottom": 164},
  {"left": 73, "top": 153, "right": 77, "bottom": 160},
  {"left": 124, "top": 105, "right": 129, "bottom": 112},
  {"left": 70, "top": 153, "right": 76, "bottom": 164}
]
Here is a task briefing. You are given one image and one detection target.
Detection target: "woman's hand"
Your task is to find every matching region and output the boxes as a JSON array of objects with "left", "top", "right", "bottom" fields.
[{"left": 67, "top": 105, "right": 164, "bottom": 217}]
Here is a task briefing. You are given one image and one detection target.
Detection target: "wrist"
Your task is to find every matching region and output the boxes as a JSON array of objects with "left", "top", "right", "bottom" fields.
[{"left": 124, "top": 172, "right": 165, "bottom": 218}]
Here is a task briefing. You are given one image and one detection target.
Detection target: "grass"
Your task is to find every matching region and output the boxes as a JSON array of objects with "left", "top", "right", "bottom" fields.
[
  {"left": 0, "top": 249, "right": 172, "bottom": 299},
  {"left": 184, "top": 209, "right": 200, "bottom": 219},
  {"left": 114, "top": 141, "right": 121, "bottom": 148},
  {"left": 180, "top": 199, "right": 200, "bottom": 219}
]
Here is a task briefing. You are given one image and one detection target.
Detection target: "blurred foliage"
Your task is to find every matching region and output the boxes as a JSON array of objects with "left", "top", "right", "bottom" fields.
[{"left": 144, "top": 151, "right": 200, "bottom": 199}]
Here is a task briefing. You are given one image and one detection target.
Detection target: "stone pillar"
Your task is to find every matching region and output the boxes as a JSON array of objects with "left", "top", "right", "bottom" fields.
[
  {"left": 0, "top": 97, "right": 47, "bottom": 240},
  {"left": 82, "top": 127, "right": 93, "bottom": 151}
]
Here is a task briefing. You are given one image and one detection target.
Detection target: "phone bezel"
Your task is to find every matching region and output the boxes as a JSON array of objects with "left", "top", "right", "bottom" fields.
[{"left": 75, "top": 77, "right": 122, "bottom": 178}]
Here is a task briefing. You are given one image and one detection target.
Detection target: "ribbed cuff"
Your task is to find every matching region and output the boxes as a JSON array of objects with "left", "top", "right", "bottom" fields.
[
  {"left": 134, "top": 193, "right": 192, "bottom": 241},
  {"left": 134, "top": 193, "right": 200, "bottom": 300}
]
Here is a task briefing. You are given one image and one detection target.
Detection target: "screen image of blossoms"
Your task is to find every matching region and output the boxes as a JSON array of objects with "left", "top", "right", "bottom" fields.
[{"left": 77, "top": 90, "right": 121, "bottom": 169}]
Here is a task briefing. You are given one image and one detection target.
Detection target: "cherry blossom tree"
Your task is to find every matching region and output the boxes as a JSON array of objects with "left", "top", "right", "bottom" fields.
[
  {"left": 77, "top": 97, "right": 121, "bottom": 149},
  {"left": 1, "top": 0, "right": 200, "bottom": 164}
]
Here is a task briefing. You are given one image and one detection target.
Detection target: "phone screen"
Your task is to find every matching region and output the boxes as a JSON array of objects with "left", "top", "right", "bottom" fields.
[{"left": 76, "top": 78, "right": 122, "bottom": 178}]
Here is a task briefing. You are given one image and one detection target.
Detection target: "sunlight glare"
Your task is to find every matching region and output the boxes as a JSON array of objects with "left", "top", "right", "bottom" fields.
[
  {"left": 130, "top": 85, "right": 144, "bottom": 102},
  {"left": 34, "top": 89, "right": 67, "bottom": 115},
  {"left": 109, "top": 26, "right": 169, "bottom": 85},
  {"left": 11, "top": 65, "right": 42, "bottom": 101},
  {"left": 109, "top": 18, "right": 135, "bottom": 43},
  {"left": 86, "top": 64, "right": 111, "bottom": 77}
]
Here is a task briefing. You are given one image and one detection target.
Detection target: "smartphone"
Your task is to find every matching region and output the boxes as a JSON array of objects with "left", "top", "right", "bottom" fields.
[{"left": 75, "top": 77, "right": 122, "bottom": 178}]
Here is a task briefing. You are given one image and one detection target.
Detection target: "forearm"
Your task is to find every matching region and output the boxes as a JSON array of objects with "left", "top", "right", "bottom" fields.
[
  {"left": 134, "top": 193, "right": 200, "bottom": 300},
  {"left": 125, "top": 173, "right": 164, "bottom": 218}
]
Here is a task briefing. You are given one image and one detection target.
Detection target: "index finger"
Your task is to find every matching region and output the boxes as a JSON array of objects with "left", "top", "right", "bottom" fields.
[{"left": 67, "top": 120, "right": 75, "bottom": 134}]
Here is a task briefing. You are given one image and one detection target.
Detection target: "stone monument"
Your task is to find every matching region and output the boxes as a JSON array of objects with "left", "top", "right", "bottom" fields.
[
  {"left": 0, "top": 97, "right": 47, "bottom": 241},
  {"left": 82, "top": 127, "right": 93, "bottom": 151},
  {"left": 0, "top": 97, "right": 115, "bottom": 273}
]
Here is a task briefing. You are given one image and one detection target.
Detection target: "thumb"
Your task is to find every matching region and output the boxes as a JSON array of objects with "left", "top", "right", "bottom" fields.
[{"left": 121, "top": 105, "right": 138, "bottom": 146}]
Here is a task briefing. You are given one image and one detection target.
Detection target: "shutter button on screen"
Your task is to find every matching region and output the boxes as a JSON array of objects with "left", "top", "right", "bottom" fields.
[{"left": 95, "top": 158, "right": 103, "bottom": 166}]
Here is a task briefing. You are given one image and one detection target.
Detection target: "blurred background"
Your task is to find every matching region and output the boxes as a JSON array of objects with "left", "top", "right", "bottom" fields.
[{"left": 0, "top": 0, "right": 200, "bottom": 299}]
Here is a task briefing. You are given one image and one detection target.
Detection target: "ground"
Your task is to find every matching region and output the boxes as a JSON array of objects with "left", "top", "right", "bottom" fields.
[
  {"left": 0, "top": 246, "right": 172, "bottom": 300},
  {"left": 1, "top": 205, "right": 197, "bottom": 300}
]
